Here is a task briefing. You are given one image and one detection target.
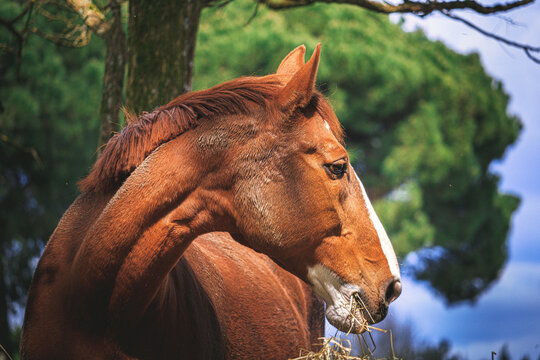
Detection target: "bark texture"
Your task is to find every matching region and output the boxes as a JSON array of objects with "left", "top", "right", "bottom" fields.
[
  {"left": 126, "top": 0, "right": 203, "bottom": 114},
  {"left": 97, "top": 0, "right": 126, "bottom": 150}
]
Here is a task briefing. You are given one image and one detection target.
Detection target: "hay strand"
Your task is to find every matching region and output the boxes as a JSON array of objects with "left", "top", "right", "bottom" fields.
[{"left": 289, "top": 293, "right": 402, "bottom": 360}]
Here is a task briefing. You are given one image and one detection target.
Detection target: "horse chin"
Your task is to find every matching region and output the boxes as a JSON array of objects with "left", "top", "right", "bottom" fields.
[
  {"left": 306, "top": 264, "right": 371, "bottom": 333},
  {"left": 325, "top": 302, "right": 367, "bottom": 334}
]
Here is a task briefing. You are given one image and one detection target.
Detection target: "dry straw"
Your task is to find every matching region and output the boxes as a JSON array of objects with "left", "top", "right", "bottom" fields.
[
  {"left": 290, "top": 294, "right": 401, "bottom": 360},
  {"left": 0, "top": 343, "right": 14, "bottom": 360}
]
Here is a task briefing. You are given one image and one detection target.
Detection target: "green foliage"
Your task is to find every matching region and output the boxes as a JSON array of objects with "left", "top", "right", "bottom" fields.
[
  {"left": 195, "top": 0, "right": 521, "bottom": 304},
  {"left": 0, "top": 1, "right": 104, "bottom": 351},
  {"left": 374, "top": 182, "right": 436, "bottom": 256}
]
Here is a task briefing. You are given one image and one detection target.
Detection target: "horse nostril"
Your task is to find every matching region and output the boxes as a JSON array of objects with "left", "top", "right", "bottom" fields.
[{"left": 385, "top": 279, "right": 402, "bottom": 304}]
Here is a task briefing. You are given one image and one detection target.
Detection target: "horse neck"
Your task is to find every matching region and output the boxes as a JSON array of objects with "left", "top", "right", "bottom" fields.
[{"left": 69, "top": 129, "right": 234, "bottom": 330}]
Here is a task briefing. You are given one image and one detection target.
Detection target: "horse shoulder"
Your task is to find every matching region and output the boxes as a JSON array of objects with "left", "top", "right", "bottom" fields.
[
  {"left": 21, "top": 192, "right": 113, "bottom": 359},
  {"left": 181, "top": 232, "right": 323, "bottom": 359}
]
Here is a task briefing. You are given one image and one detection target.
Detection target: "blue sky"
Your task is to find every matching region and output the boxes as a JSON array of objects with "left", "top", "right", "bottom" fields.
[{"left": 384, "top": 3, "right": 540, "bottom": 359}]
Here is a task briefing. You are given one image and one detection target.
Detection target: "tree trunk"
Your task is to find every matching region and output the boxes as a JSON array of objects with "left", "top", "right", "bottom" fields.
[
  {"left": 97, "top": 0, "right": 126, "bottom": 150},
  {"left": 126, "top": 0, "right": 203, "bottom": 113}
]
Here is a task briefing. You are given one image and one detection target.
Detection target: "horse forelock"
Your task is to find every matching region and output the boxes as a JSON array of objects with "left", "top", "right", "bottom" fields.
[
  {"left": 307, "top": 93, "right": 344, "bottom": 145},
  {"left": 78, "top": 76, "right": 344, "bottom": 193}
]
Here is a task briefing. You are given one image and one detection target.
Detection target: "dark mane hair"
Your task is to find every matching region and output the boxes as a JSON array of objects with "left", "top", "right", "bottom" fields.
[
  {"left": 79, "top": 77, "right": 281, "bottom": 193},
  {"left": 79, "top": 76, "right": 344, "bottom": 193}
]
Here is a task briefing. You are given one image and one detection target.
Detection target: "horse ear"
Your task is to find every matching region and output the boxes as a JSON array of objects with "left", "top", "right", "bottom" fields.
[
  {"left": 277, "top": 43, "right": 321, "bottom": 112},
  {"left": 276, "top": 45, "right": 306, "bottom": 75}
]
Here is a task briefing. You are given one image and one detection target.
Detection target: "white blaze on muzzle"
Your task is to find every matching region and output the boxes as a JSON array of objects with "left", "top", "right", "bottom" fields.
[{"left": 352, "top": 167, "right": 401, "bottom": 278}]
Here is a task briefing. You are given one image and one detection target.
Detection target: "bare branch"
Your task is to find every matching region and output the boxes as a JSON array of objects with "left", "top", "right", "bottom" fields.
[
  {"left": 442, "top": 10, "right": 540, "bottom": 64},
  {"left": 38, "top": 5, "right": 77, "bottom": 25},
  {"left": 27, "top": 0, "right": 120, "bottom": 48},
  {"left": 0, "top": 133, "right": 42, "bottom": 167},
  {"left": 0, "top": 1, "right": 34, "bottom": 77},
  {"left": 259, "top": 0, "right": 534, "bottom": 16},
  {"left": 205, "top": 0, "right": 236, "bottom": 8},
  {"left": 0, "top": 17, "right": 23, "bottom": 43},
  {"left": 7, "top": 1, "right": 35, "bottom": 24},
  {"left": 67, "top": 0, "right": 111, "bottom": 36},
  {"left": 495, "top": 13, "right": 525, "bottom": 27},
  {"left": 245, "top": 2, "right": 261, "bottom": 25},
  {"left": 257, "top": 0, "right": 538, "bottom": 63},
  {"left": 22, "top": 1, "right": 35, "bottom": 37},
  {"left": 31, "top": 26, "right": 92, "bottom": 47}
]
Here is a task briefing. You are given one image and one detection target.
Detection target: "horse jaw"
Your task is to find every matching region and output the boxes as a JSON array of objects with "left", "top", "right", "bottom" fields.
[{"left": 306, "top": 264, "right": 367, "bottom": 333}]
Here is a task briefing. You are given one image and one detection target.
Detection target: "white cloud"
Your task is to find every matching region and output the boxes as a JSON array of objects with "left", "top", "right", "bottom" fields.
[{"left": 388, "top": 263, "right": 540, "bottom": 358}]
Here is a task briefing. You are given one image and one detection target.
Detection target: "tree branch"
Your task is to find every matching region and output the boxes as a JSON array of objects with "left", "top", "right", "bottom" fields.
[
  {"left": 257, "top": 0, "right": 539, "bottom": 63},
  {"left": 28, "top": 0, "right": 117, "bottom": 49},
  {"left": 0, "top": 1, "right": 35, "bottom": 78},
  {"left": 259, "top": 0, "right": 533, "bottom": 16},
  {"left": 0, "top": 17, "right": 23, "bottom": 43},
  {"left": 67, "top": 0, "right": 111, "bottom": 36},
  {"left": 442, "top": 10, "right": 540, "bottom": 64},
  {"left": 7, "top": 0, "right": 35, "bottom": 24},
  {"left": 31, "top": 25, "right": 91, "bottom": 47},
  {"left": 0, "top": 133, "right": 42, "bottom": 167}
]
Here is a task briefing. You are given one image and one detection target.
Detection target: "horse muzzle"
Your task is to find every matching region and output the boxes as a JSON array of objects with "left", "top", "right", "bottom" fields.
[{"left": 307, "top": 264, "right": 401, "bottom": 333}]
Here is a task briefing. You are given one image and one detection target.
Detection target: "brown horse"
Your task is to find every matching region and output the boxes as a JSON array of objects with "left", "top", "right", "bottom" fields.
[{"left": 20, "top": 45, "right": 401, "bottom": 359}]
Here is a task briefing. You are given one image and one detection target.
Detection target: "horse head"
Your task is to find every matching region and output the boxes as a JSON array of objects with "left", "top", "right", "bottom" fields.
[
  {"left": 226, "top": 45, "right": 401, "bottom": 333},
  {"left": 76, "top": 44, "right": 400, "bottom": 335}
]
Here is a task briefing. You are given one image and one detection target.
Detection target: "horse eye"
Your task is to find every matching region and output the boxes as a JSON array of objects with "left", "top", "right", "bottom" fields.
[{"left": 325, "top": 161, "right": 348, "bottom": 179}]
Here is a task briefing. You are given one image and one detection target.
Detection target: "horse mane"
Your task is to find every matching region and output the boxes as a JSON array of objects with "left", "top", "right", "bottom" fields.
[{"left": 79, "top": 76, "right": 343, "bottom": 193}]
